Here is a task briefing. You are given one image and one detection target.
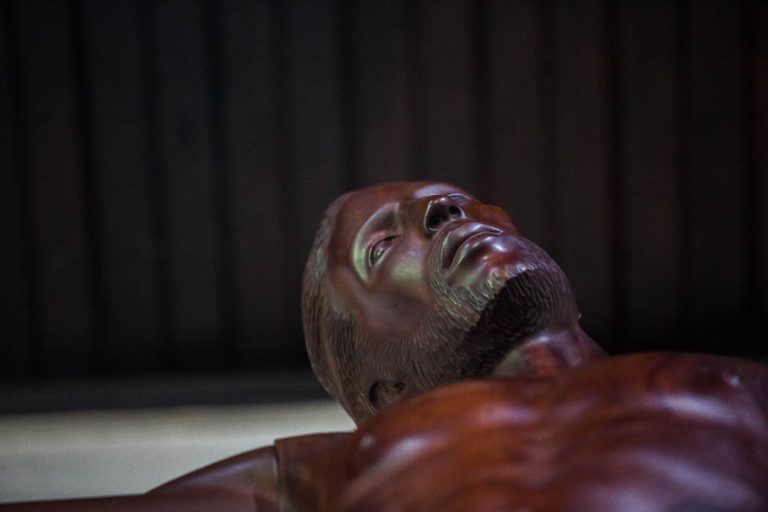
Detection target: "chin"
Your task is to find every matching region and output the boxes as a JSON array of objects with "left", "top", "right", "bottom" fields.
[
  {"left": 457, "top": 261, "right": 581, "bottom": 379},
  {"left": 413, "top": 236, "right": 578, "bottom": 389}
]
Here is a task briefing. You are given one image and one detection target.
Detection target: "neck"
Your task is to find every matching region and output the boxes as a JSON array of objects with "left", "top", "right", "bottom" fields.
[{"left": 490, "top": 324, "right": 605, "bottom": 378}]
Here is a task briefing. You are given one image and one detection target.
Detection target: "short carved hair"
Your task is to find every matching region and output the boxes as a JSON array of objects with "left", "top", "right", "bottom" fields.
[{"left": 301, "top": 193, "right": 370, "bottom": 422}]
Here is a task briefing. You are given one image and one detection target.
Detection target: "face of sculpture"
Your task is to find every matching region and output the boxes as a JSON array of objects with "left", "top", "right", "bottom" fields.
[
  {"left": 315, "top": 181, "right": 580, "bottom": 419},
  {"left": 328, "top": 182, "right": 518, "bottom": 334}
]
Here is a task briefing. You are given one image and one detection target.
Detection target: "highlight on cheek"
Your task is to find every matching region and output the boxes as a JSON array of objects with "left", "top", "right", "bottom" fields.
[{"left": 390, "top": 257, "right": 421, "bottom": 283}]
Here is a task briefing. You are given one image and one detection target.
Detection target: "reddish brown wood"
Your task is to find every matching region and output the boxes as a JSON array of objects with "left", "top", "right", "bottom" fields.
[
  {"left": 317, "top": 353, "right": 768, "bottom": 511},
  {"left": 1, "top": 0, "right": 765, "bottom": 382},
  {"left": 3, "top": 182, "right": 767, "bottom": 511}
]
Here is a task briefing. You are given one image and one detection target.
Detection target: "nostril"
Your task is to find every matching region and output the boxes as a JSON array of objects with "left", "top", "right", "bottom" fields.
[
  {"left": 427, "top": 211, "right": 447, "bottom": 230},
  {"left": 425, "top": 199, "right": 465, "bottom": 233}
]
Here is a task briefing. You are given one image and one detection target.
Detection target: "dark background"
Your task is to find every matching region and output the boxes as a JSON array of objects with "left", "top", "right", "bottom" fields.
[{"left": 1, "top": 0, "right": 766, "bottom": 411}]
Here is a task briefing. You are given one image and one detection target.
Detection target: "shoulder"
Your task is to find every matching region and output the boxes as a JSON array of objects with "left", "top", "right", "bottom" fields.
[
  {"left": 566, "top": 352, "right": 768, "bottom": 405},
  {"left": 150, "top": 432, "right": 351, "bottom": 511},
  {"left": 149, "top": 445, "right": 279, "bottom": 495},
  {"left": 274, "top": 432, "right": 351, "bottom": 512},
  {"left": 338, "top": 352, "right": 768, "bottom": 478},
  {"left": 330, "top": 354, "right": 768, "bottom": 510},
  {"left": 353, "top": 352, "right": 768, "bottom": 428}
]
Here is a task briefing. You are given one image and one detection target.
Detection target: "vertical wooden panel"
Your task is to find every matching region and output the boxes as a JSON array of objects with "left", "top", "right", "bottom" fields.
[
  {"left": 154, "top": 0, "right": 222, "bottom": 367},
  {"left": 549, "top": 1, "right": 613, "bottom": 341},
  {"left": 419, "top": 0, "right": 477, "bottom": 191},
  {"left": 218, "top": 0, "right": 286, "bottom": 365},
  {"left": 354, "top": 1, "right": 412, "bottom": 186},
  {"left": 684, "top": 1, "right": 748, "bottom": 350},
  {"left": 753, "top": 0, "right": 768, "bottom": 347},
  {"left": 0, "top": 3, "right": 31, "bottom": 378},
  {"left": 14, "top": 0, "right": 94, "bottom": 375},
  {"left": 618, "top": 1, "right": 682, "bottom": 350},
  {"left": 1, "top": 1, "right": 766, "bottom": 385},
  {"left": 484, "top": 0, "right": 549, "bottom": 247},
  {"left": 285, "top": 0, "right": 347, "bottom": 351},
  {"left": 82, "top": 0, "right": 161, "bottom": 371}
]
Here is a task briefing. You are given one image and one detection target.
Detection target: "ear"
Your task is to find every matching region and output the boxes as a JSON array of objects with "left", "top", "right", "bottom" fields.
[{"left": 368, "top": 380, "right": 408, "bottom": 411}]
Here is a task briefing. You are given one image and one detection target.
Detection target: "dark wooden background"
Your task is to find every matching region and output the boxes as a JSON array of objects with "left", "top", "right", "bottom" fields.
[{"left": 1, "top": 0, "right": 766, "bottom": 393}]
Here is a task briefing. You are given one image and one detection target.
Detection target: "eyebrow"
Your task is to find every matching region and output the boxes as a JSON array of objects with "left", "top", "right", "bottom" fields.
[{"left": 368, "top": 205, "right": 397, "bottom": 231}]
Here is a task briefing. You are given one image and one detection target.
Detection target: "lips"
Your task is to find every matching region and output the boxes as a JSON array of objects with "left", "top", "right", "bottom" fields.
[{"left": 440, "top": 222, "right": 502, "bottom": 272}]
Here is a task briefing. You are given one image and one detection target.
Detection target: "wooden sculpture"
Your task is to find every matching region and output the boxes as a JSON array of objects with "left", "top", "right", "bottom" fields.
[{"left": 4, "top": 182, "right": 767, "bottom": 511}]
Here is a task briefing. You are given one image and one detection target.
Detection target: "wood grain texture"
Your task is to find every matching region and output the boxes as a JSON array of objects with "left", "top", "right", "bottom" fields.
[
  {"left": 549, "top": 0, "right": 614, "bottom": 341},
  {"left": 14, "top": 0, "right": 94, "bottom": 375},
  {"left": 483, "top": 0, "right": 549, "bottom": 249},
  {"left": 354, "top": 1, "right": 412, "bottom": 186},
  {"left": 0, "top": 1, "right": 765, "bottom": 383},
  {"left": 323, "top": 354, "right": 768, "bottom": 511},
  {"left": 0, "top": 2, "right": 31, "bottom": 378},
  {"left": 418, "top": 0, "right": 478, "bottom": 192},
  {"left": 753, "top": 0, "right": 768, "bottom": 349},
  {"left": 218, "top": 0, "right": 287, "bottom": 365},
  {"left": 82, "top": 0, "right": 161, "bottom": 371},
  {"left": 285, "top": 0, "right": 347, "bottom": 353},
  {"left": 154, "top": 0, "right": 222, "bottom": 368},
  {"left": 618, "top": 1, "right": 682, "bottom": 350},
  {"left": 683, "top": 0, "right": 749, "bottom": 350}
]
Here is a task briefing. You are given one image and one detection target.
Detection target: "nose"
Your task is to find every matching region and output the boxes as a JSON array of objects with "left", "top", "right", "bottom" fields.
[{"left": 423, "top": 196, "right": 465, "bottom": 234}]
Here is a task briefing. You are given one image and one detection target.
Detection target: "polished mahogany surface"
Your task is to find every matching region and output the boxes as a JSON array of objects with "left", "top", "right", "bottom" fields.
[
  {"left": 3, "top": 181, "right": 767, "bottom": 511},
  {"left": 316, "top": 353, "right": 768, "bottom": 511},
  {"left": 303, "top": 181, "right": 604, "bottom": 423}
]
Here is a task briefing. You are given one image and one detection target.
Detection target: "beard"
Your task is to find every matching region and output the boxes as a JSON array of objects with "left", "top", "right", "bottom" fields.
[{"left": 375, "top": 236, "right": 580, "bottom": 395}]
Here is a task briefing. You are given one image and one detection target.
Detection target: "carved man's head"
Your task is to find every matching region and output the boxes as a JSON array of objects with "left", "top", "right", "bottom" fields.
[{"left": 302, "top": 182, "right": 581, "bottom": 423}]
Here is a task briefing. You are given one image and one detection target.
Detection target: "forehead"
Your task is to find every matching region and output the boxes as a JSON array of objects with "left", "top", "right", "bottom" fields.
[{"left": 330, "top": 181, "right": 470, "bottom": 251}]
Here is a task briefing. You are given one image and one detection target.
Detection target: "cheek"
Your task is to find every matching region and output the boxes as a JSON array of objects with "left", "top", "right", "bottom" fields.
[
  {"left": 362, "top": 245, "right": 435, "bottom": 333},
  {"left": 377, "top": 245, "right": 432, "bottom": 298},
  {"left": 364, "top": 294, "right": 430, "bottom": 334}
]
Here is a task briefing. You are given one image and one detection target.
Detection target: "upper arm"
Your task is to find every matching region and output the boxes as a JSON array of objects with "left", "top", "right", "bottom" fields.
[
  {"left": 149, "top": 445, "right": 278, "bottom": 510},
  {"left": 0, "top": 447, "right": 278, "bottom": 512},
  {"left": 0, "top": 490, "right": 265, "bottom": 512}
]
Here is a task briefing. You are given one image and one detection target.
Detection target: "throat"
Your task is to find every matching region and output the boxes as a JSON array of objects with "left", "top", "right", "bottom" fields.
[
  {"left": 460, "top": 268, "right": 604, "bottom": 379},
  {"left": 490, "top": 325, "right": 606, "bottom": 378}
]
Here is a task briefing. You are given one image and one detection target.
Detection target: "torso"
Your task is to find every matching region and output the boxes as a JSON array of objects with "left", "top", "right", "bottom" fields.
[{"left": 281, "top": 353, "right": 768, "bottom": 512}]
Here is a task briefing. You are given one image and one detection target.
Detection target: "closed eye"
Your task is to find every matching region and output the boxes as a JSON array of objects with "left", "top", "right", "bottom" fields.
[{"left": 369, "top": 235, "right": 398, "bottom": 266}]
